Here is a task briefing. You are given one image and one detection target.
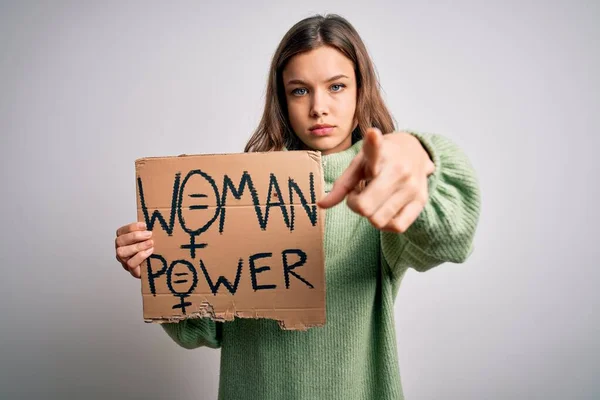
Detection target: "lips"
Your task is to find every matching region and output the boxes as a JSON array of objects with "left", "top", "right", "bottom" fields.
[
  {"left": 310, "top": 124, "right": 334, "bottom": 131},
  {"left": 309, "top": 124, "right": 335, "bottom": 136}
]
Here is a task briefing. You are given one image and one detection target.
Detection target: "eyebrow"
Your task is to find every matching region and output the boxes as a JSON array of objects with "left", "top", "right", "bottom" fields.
[{"left": 286, "top": 74, "right": 349, "bottom": 85}]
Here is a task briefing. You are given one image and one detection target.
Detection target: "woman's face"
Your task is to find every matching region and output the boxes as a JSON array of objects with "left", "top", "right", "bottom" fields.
[{"left": 282, "top": 46, "right": 357, "bottom": 155}]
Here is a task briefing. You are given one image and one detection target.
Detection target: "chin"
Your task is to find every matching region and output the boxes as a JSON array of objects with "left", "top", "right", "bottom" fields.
[
  {"left": 296, "top": 132, "right": 352, "bottom": 154},
  {"left": 318, "top": 138, "right": 352, "bottom": 154},
  {"left": 301, "top": 137, "right": 337, "bottom": 152}
]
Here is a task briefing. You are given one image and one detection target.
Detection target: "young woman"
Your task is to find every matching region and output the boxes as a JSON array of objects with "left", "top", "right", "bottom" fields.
[{"left": 115, "top": 14, "right": 481, "bottom": 400}]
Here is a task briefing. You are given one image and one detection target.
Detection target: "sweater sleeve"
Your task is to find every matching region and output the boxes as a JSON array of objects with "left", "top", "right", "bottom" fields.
[
  {"left": 380, "top": 131, "right": 481, "bottom": 279},
  {"left": 161, "top": 318, "right": 223, "bottom": 350}
]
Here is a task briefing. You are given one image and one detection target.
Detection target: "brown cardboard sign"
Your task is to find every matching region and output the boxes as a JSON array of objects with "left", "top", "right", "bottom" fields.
[{"left": 134, "top": 151, "right": 326, "bottom": 330}]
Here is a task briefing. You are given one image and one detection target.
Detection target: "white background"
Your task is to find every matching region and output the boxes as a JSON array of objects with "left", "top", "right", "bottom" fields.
[{"left": 1, "top": 1, "right": 598, "bottom": 399}]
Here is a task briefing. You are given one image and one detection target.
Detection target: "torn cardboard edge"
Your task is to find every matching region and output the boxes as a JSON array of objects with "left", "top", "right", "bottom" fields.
[{"left": 143, "top": 298, "right": 326, "bottom": 331}]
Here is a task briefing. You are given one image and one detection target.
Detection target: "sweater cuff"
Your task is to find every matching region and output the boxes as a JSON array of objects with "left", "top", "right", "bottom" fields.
[
  {"left": 381, "top": 131, "right": 481, "bottom": 276},
  {"left": 161, "top": 318, "right": 222, "bottom": 350},
  {"left": 406, "top": 130, "right": 442, "bottom": 199}
]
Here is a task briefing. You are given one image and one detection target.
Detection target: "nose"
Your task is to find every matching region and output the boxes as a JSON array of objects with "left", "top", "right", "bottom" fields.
[{"left": 310, "top": 88, "right": 329, "bottom": 118}]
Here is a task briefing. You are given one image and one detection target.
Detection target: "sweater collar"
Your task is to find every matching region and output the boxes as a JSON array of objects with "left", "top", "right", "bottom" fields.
[
  {"left": 282, "top": 140, "right": 363, "bottom": 189},
  {"left": 321, "top": 140, "right": 363, "bottom": 186}
]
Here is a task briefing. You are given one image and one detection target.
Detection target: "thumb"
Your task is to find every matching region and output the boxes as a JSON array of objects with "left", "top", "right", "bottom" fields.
[{"left": 363, "top": 127, "right": 384, "bottom": 177}]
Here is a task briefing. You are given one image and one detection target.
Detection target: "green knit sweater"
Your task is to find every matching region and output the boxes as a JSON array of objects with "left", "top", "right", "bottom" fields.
[{"left": 161, "top": 131, "right": 481, "bottom": 400}]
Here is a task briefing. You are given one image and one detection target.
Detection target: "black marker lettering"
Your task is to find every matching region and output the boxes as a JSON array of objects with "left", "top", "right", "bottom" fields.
[
  {"left": 282, "top": 249, "right": 313, "bottom": 289},
  {"left": 288, "top": 172, "right": 317, "bottom": 231},
  {"left": 146, "top": 253, "right": 168, "bottom": 296},
  {"left": 137, "top": 174, "right": 181, "bottom": 235},
  {"left": 220, "top": 171, "right": 264, "bottom": 234},
  {"left": 178, "top": 170, "right": 221, "bottom": 258},
  {"left": 199, "top": 258, "right": 243, "bottom": 295},
  {"left": 167, "top": 260, "right": 198, "bottom": 314},
  {"left": 262, "top": 173, "right": 290, "bottom": 230},
  {"left": 249, "top": 252, "right": 277, "bottom": 291}
]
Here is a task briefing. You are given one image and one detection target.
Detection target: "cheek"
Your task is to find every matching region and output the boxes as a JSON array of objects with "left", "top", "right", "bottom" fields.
[
  {"left": 287, "top": 100, "right": 312, "bottom": 133},
  {"left": 286, "top": 101, "right": 302, "bottom": 128},
  {"left": 340, "top": 93, "right": 357, "bottom": 124}
]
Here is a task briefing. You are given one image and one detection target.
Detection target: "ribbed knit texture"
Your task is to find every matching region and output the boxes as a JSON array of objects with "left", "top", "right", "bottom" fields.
[{"left": 161, "top": 131, "right": 481, "bottom": 399}]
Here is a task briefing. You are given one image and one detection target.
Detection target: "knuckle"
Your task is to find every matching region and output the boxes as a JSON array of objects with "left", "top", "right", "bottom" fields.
[
  {"left": 135, "top": 241, "right": 146, "bottom": 253},
  {"left": 126, "top": 257, "right": 138, "bottom": 270},
  {"left": 116, "top": 223, "right": 130, "bottom": 237},
  {"left": 371, "top": 216, "right": 387, "bottom": 230},
  {"left": 386, "top": 224, "right": 401, "bottom": 234},
  {"left": 134, "top": 231, "right": 148, "bottom": 242},
  {"left": 406, "top": 176, "right": 419, "bottom": 192},
  {"left": 395, "top": 163, "right": 407, "bottom": 177},
  {"left": 390, "top": 227, "right": 402, "bottom": 234},
  {"left": 354, "top": 198, "right": 370, "bottom": 216},
  {"left": 393, "top": 219, "right": 407, "bottom": 234},
  {"left": 413, "top": 185, "right": 427, "bottom": 205}
]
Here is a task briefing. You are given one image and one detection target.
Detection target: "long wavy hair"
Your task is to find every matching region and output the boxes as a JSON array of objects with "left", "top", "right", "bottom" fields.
[{"left": 244, "top": 14, "right": 396, "bottom": 153}]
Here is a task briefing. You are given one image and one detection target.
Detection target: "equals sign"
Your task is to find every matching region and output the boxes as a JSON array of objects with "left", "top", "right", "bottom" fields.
[
  {"left": 189, "top": 193, "right": 208, "bottom": 210},
  {"left": 174, "top": 272, "right": 189, "bottom": 284}
]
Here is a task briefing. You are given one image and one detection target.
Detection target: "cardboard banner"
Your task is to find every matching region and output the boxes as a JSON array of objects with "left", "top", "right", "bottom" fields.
[{"left": 135, "top": 151, "right": 326, "bottom": 330}]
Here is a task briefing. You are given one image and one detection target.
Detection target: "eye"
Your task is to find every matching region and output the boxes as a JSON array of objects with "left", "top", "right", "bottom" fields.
[
  {"left": 330, "top": 83, "right": 346, "bottom": 92},
  {"left": 291, "top": 88, "right": 308, "bottom": 96}
]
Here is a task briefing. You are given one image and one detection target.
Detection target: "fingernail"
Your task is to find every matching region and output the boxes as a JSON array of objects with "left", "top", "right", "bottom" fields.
[
  {"left": 138, "top": 222, "right": 146, "bottom": 230},
  {"left": 147, "top": 240, "right": 154, "bottom": 247},
  {"left": 147, "top": 247, "right": 154, "bottom": 254},
  {"left": 143, "top": 230, "right": 152, "bottom": 238}
]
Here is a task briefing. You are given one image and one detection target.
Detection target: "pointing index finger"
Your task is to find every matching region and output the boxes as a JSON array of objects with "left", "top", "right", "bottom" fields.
[{"left": 363, "top": 128, "right": 384, "bottom": 177}]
